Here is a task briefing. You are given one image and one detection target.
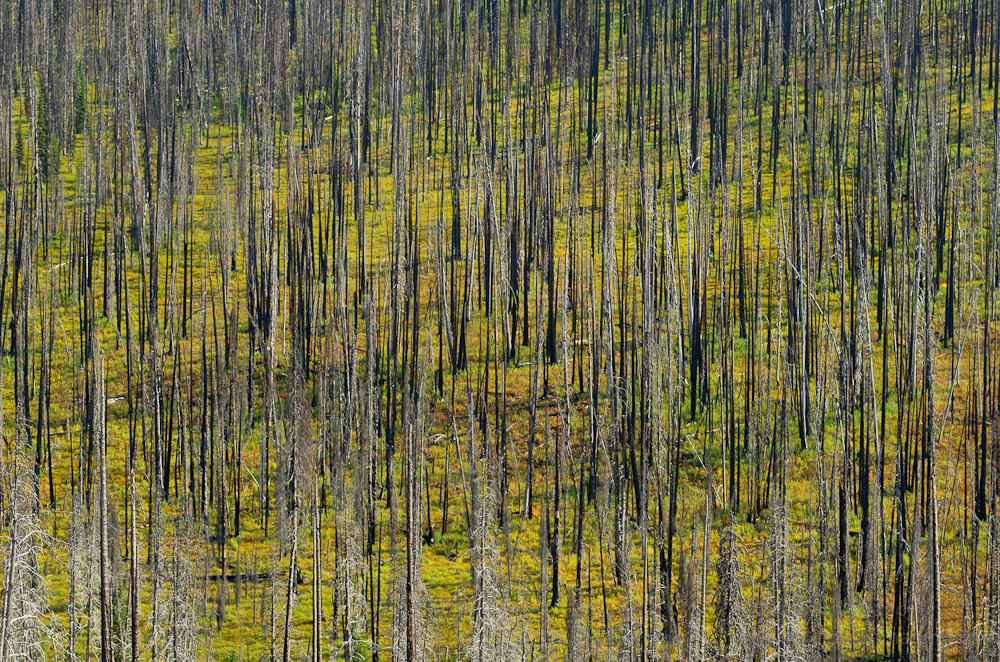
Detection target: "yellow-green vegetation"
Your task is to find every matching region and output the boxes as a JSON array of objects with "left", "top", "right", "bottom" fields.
[{"left": 0, "top": 0, "right": 998, "bottom": 661}]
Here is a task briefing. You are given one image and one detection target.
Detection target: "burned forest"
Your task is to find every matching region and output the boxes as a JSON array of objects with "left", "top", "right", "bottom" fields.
[{"left": 1, "top": 0, "right": 999, "bottom": 659}]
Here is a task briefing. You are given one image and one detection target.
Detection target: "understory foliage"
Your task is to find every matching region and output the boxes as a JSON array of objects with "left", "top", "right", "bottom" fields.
[{"left": 1, "top": 0, "right": 999, "bottom": 659}]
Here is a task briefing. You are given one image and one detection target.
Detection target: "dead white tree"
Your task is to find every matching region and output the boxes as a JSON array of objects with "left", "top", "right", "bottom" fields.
[{"left": 0, "top": 451, "right": 61, "bottom": 662}]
